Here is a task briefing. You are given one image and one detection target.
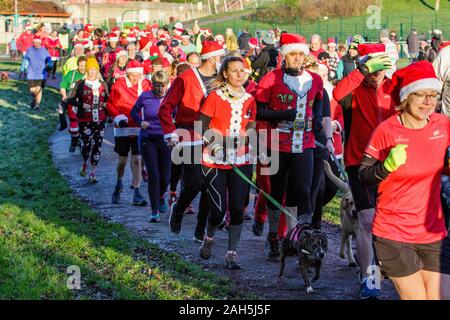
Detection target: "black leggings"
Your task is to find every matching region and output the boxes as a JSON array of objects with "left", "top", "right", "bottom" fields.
[
  {"left": 139, "top": 135, "right": 171, "bottom": 211},
  {"left": 79, "top": 121, "right": 105, "bottom": 166},
  {"left": 170, "top": 162, "right": 183, "bottom": 192},
  {"left": 202, "top": 165, "right": 252, "bottom": 226},
  {"left": 268, "top": 149, "right": 314, "bottom": 215}
]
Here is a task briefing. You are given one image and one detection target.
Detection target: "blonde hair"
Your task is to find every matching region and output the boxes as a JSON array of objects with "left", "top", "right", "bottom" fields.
[
  {"left": 303, "top": 55, "right": 318, "bottom": 72},
  {"left": 151, "top": 70, "right": 169, "bottom": 84}
]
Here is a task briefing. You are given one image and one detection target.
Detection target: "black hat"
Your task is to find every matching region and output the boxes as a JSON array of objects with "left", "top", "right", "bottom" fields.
[{"left": 170, "top": 39, "right": 180, "bottom": 47}]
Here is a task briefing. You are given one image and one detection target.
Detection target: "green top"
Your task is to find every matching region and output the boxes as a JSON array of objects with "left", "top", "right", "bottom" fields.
[
  {"left": 60, "top": 70, "right": 84, "bottom": 91},
  {"left": 62, "top": 55, "right": 84, "bottom": 76},
  {"left": 179, "top": 42, "right": 198, "bottom": 54}
]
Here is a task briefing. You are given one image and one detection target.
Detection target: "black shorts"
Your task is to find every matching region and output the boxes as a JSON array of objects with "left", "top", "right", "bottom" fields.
[
  {"left": 28, "top": 79, "right": 45, "bottom": 89},
  {"left": 373, "top": 235, "right": 450, "bottom": 278},
  {"left": 114, "top": 136, "right": 140, "bottom": 157},
  {"left": 346, "top": 165, "right": 377, "bottom": 211}
]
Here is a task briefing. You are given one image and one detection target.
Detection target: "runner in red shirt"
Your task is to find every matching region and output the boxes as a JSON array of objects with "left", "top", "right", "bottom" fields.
[
  {"left": 198, "top": 56, "right": 256, "bottom": 269},
  {"left": 255, "top": 33, "right": 324, "bottom": 261},
  {"left": 332, "top": 43, "right": 394, "bottom": 299},
  {"left": 358, "top": 61, "right": 450, "bottom": 300}
]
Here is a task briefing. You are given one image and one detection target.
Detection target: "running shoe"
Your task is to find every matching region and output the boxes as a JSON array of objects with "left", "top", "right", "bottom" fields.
[
  {"left": 225, "top": 251, "right": 242, "bottom": 270},
  {"left": 149, "top": 211, "right": 161, "bottom": 223},
  {"left": 360, "top": 277, "right": 380, "bottom": 300},
  {"left": 266, "top": 233, "right": 280, "bottom": 262},
  {"left": 80, "top": 163, "right": 88, "bottom": 177},
  {"left": 132, "top": 189, "right": 148, "bottom": 206},
  {"left": 252, "top": 220, "right": 264, "bottom": 237},
  {"left": 111, "top": 181, "right": 123, "bottom": 204},
  {"left": 199, "top": 237, "right": 214, "bottom": 260},
  {"left": 159, "top": 196, "right": 168, "bottom": 213},
  {"left": 168, "top": 191, "right": 177, "bottom": 207},
  {"left": 88, "top": 172, "right": 98, "bottom": 183},
  {"left": 169, "top": 203, "right": 183, "bottom": 234}
]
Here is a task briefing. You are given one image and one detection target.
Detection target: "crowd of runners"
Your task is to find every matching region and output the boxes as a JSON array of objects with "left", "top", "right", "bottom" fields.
[{"left": 14, "top": 20, "right": 450, "bottom": 300}]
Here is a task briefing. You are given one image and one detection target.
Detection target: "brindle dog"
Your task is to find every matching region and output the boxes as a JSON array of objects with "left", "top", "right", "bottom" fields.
[{"left": 279, "top": 223, "right": 328, "bottom": 294}]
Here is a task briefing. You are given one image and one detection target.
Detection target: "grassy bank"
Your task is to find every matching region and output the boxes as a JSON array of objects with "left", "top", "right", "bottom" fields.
[
  {"left": 0, "top": 78, "right": 243, "bottom": 300},
  {"left": 202, "top": 0, "right": 450, "bottom": 42}
]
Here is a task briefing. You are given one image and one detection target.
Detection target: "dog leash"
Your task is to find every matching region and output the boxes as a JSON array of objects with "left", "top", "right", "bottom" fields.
[
  {"left": 315, "top": 140, "right": 350, "bottom": 185},
  {"left": 229, "top": 163, "right": 302, "bottom": 225}
]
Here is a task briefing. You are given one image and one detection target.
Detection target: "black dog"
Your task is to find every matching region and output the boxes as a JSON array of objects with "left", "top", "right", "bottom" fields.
[{"left": 279, "top": 223, "right": 328, "bottom": 294}]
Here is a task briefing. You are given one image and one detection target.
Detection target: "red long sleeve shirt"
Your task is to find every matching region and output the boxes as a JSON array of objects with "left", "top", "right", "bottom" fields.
[{"left": 333, "top": 69, "right": 397, "bottom": 168}]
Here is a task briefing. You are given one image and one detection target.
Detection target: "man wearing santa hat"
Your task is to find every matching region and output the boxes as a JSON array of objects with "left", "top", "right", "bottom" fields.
[
  {"left": 326, "top": 37, "right": 340, "bottom": 82},
  {"left": 158, "top": 41, "right": 225, "bottom": 239},
  {"left": 107, "top": 60, "right": 152, "bottom": 206},
  {"left": 333, "top": 43, "right": 396, "bottom": 299},
  {"left": 24, "top": 36, "right": 52, "bottom": 112},
  {"left": 255, "top": 33, "right": 324, "bottom": 261}
]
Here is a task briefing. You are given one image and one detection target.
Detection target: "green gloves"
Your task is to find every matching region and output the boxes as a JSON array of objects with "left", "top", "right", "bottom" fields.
[
  {"left": 359, "top": 53, "right": 392, "bottom": 75},
  {"left": 384, "top": 144, "right": 407, "bottom": 172}
]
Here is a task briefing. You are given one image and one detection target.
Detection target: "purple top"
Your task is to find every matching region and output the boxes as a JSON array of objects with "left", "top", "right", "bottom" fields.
[{"left": 131, "top": 90, "right": 164, "bottom": 137}]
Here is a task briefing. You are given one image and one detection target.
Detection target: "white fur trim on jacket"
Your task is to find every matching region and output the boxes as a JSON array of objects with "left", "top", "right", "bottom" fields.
[
  {"left": 280, "top": 43, "right": 310, "bottom": 56},
  {"left": 114, "top": 114, "right": 128, "bottom": 126},
  {"left": 125, "top": 76, "right": 144, "bottom": 96}
]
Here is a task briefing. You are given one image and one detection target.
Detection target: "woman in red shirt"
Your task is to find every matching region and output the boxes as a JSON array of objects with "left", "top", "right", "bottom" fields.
[
  {"left": 45, "top": 30, "right": 62, "bottom": 79},
  {"left": 198, "top": 56, "right": 257, "bottom": 269},
  {"left": 359, "top": 61, "right": 450, "bottom": 299}
]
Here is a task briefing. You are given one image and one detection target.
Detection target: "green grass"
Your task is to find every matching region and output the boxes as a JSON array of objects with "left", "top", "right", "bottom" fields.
[
  {"left": 202, "top": 0, "right": 450, "bottom": 42},
  {"left": 0, "top": 60, "right": 20, "bottom": 72},
  {"left": 0, "top": 76, "right": 245, "bottom": 300}
]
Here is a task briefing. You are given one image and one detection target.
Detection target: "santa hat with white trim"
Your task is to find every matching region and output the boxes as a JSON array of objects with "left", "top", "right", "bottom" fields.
[
  {"left": 389, "top": 60, "right": 441, "bottom": 105},
  {"left": 126, "top": 32, "right": 137, "bottom": 43},
  {"left": 280, "top": 33, "right": 309, "bottom": 56},
  {"left": 108, "top": 33, "right": 119, "bottom": 43},
  {"left": 200, "top": 41, "right": 226, "bottom": 60},
  {"left": 126, "top": 59, "right": 144, "bottom": 74}
]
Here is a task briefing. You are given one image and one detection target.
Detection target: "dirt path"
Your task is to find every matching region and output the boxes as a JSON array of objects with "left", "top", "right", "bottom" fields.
[{"left": 50, "top": 124, "right": 398, "bottom": 300}]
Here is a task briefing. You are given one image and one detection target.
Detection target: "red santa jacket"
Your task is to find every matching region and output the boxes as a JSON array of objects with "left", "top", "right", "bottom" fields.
[
  {"left": 17, "top": 32, "right": 34, "bottom": 53},
  {"left": 158, "top": 67, "right": 210, "bottom": 144},
  {"left": 45, "top": 37, "right": 62, "bottom": 58},
  {"left": 107, "top": 76, "right": 152, "bottom": 137},
  {"left": 255, "top": 69, "right": 323, "bottom": 153},
  {"left": 67, "top": 79, "right": 108, "bottom": 135}
]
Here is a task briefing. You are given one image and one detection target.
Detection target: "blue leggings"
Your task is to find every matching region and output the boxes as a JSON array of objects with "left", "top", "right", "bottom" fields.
[{"left": 139, "top": 134, "right": 171, "bottom": 211}]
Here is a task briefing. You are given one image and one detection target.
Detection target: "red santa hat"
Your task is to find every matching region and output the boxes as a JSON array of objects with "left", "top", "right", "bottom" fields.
[
  {"left": 126, "top": 59, "right": 144, "bottom": 74},
  {"left": 108, "top": 33, "right": 119, "bottom": 43},
  {"left": 33, "top": 35, "right": 42, "bottom": 43},
  {"left": 150, "top": 45, "right": 161, "bottom": 58},
  {"left": 173, "top": 28, "right": 184, "bottom": 36},
  {"left": 115, "top": 48, "right": 128, "bottom": 60},
  {"left": 200, "top": 41, "right": 226, "bottom": 60},
  {"left": 357, "top": 43, "right": 386, "bottom": 57},
  {"left": 151, "top": 23, "right": 159, "bottom": 30},
  {"left": 126, "top": 32, "right": 137, "bottom": 43},
  {"left": 280, "top": 33, "right": 309, "bottom": 56},
  {"left": 327, "top": 37, "right": 337, "bottom": 47},
  {"left": 174, "top": 22, "right": 184, "bottom": 30},
  {"left": 84, "top": 23, "right": 94, "bottom": 32},
  {"left": 139, "top": 36, "right": 151, "bottom": 51},
  {"left": 82, "top": 40, "right": 92, "bottom": 49},
  {"left": 25, "top": 24, "right": 33, "bottom": 31},
  {"left": 249, "top": 38, "right": 258, "bottom": 48},
  {"left": 73, "top": 41, "right": 84, "bottom": 49},
  {"left": 112, "top": 27, "right": 121, "bottom": 35},
  {"left": 389, "top": 60, "right": 441, "bottom": 105}
]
